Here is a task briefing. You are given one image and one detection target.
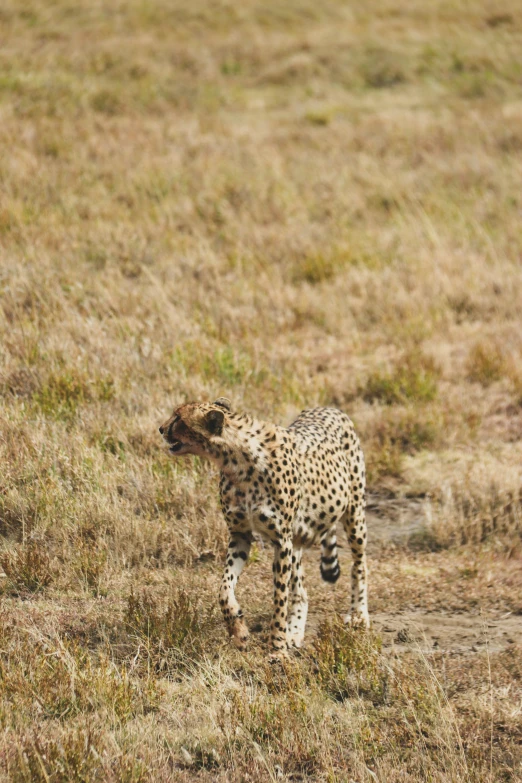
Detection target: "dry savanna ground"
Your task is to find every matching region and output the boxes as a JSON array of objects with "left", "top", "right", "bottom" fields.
[{"left": 1, "top": 0, "right": 522, "bottom": 780}]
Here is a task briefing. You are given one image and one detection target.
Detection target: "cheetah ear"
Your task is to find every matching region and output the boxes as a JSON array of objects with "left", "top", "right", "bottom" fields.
[
  {"left": 213, "top": 397, "right": 231, "bottom": 411},
  {"left": 205, "top": 409, "right": 225, "bottom": 435}
]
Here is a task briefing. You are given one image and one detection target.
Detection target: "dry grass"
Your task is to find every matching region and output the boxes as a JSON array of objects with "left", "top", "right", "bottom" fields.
[{"left": 1, "top": 0, "right": 522, "bottom": 780}]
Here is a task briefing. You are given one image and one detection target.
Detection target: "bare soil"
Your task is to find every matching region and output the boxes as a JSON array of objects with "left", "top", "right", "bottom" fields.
[
  {"left": 327, "top": 497, "right": 522, "bottom": 657},
  {"left": 241, "top": 495, "right": 522, "bottom": 659}
]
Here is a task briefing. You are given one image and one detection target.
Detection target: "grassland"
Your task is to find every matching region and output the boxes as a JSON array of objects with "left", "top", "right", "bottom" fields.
[{"left": 1, "top": 0, "right": 522, "bottom": 780}]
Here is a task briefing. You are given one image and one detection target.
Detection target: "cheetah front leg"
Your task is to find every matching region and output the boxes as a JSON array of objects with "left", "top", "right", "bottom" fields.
[
  {"left": 219, "top": 532, "right": 252, "bottom": 650},
  {"left": 270, "top": 537, "right": 293, "bottom": 657},
  {"left": 287, "top": 548, "right": 308, "bottom": 648}
]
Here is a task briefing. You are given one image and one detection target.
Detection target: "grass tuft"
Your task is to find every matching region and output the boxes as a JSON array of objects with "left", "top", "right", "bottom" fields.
[
  {"left": 363, "top": 351, "right": 440, "bottom": 405},
  {"left": 313, "top": 618, "right": 384, "bottom": 702},
  {"left": 466, "top": 340, "right": 506, "bottom": 386},
  {"left": 32, "top": 370, "right": 115, "bottom": 421},
  {"left": 1, "top": 541, "right": 53, "bottom": 594},
  {"left": 426, "top": 482, "right": 522, "bottom": 552},
  {"left": 125, "top": 587, "right": 208, "bottom": 670}
]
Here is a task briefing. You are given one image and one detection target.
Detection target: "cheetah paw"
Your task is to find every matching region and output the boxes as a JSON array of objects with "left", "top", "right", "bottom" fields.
[
  {"left": 343, "top": 612, "right": 370, "bottom": 629},
  {"left": 286, "top": 633, "right": 304, "bottom": 649},
  {"left": 268, "top": 648, "right": 289, "bottom": 664},
  {"left": 228, "top": 618, "right": 249, "bottom": 651}
]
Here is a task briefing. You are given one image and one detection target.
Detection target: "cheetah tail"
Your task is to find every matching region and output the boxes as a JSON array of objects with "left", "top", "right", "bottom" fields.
[{"left": 320, "top": 543, "right": 341, "bottom": 584}]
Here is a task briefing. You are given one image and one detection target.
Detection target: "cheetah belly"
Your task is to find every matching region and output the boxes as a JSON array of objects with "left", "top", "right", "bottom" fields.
[
  {"left": 292, "top": 497, "right": 350, "bottom": 548},
  {"left": 221, "top": 496, "right": 282, "bottom": 543}
]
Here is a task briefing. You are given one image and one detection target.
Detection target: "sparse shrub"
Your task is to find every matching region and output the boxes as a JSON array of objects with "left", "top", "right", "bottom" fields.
[
  {"left": 291, "top": 247, "right": 352, "bottom": 285},
  {"left": 8, "top": 728, "right": 106, "bottom": 783},
  {"left": 0, "top": 491, "right": 39, "bottom": 537},
  {"left": 97, "top": 433, "right": 126, "bottom": 458},
  {"left": 173, "top": 343, "right": 251, "bottom": 387},
  {"left": 293, "top": 252, "right": 337, "bottom": 284},
  {"left": 191, "top": 743, "right": 222, "bottom": 771},
  {"left": 1, "top": 541, "right": 53, "bottom": 594},
  {"left": 457, "top": 73, "right": 489, "bottom": 99},
  {"left": 364, "top": 407, "right": 441, "bottom": 485},
  {"left": 425, "top": 482, "right": 522, "bottom": 551},
  {"left": 466, "top": 340, "right": 506, "bottom": 386},
  {"left": 486, "top": 13, "right": 514, "bottom": 28},
  {"left": 223, "top": 685, "right": 322, "bottom": 776},
  {"left": 366, "top": 429, "right": 404, "bottom": 484},
  {"left": 394, "top": 409, "right": 440, "bottom": 453},
  {"left": 313, "top": 618, "right": 385, "bottom": 702},
  {"left": 125, "top": 587, "right": 207, "bottom": 669},
  {"left": 1, "top": 366, "right": 40, "bottom": 398},
  {"left": 363, "top": 351, "right": 440, "bottom": 405},
  {"left": 220, "top": 60, "right": 241, "bottom": 76},
  {"left": 7, "top": 727, "right": 148, "bottom": 783},
  {"left": 0, "top": 634, "right": 160, "bottom": 725},
  {"left": 304, "top": 110, "right": 331, "bottom": 126},
  {"left": 509, "top": 367, "right": 522, "bottom": 406},
  {"left": 33, "top": 370, "right": 88, "bottom": 418},
  {"left": 91, "top": 88, "right": 123, "bottom": 115}
]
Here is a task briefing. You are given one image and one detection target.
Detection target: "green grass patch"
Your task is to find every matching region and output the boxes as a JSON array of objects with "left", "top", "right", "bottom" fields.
[
  {"left": 363, "top": 351, "right": 440, "bottom": 405},
  {"left": 32, "top": 370, "right": 115, "bottom": 421}
]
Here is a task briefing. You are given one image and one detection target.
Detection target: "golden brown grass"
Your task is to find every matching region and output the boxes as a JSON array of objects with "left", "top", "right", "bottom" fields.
[{"left": 1, "top": 0, "right": 522, "bottom": 780}]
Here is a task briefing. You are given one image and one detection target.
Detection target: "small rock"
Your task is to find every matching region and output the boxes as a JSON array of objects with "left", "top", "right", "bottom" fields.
[
  {"left": 395, "top": 628, "right": 411, "bottom": 643},
  {"left": 197, "top": 550, "right": 216, "bottom": 562}
]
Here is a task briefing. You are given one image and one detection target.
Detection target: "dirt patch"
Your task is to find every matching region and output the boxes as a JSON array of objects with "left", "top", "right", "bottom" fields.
[
  {"left": 374, "top": 609, "right": 522, "bottom": 655},
  {"left": 366, "top": 492, "right": 427, "bottom": 549},
  {"left": 365, "top": 496, "right": 522, "bottom": 655},
  {"left": 291, "top": 494, "right": 522, "bottom": 657}
]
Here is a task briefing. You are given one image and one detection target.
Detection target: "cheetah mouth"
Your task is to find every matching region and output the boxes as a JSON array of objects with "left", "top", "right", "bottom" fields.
[
  {"left": 168, "top": 440, "right": 184, "bottom": 453},
  {"left": 166, "top": 437, "right": 196, "bottom": 457}
]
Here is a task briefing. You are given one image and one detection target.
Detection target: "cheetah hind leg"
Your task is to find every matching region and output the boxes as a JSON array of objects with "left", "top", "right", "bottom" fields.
[
  {"left": 286, "top": 549, "right": 308, "bottom": 648},
  {"left": 342, "top": 507, "right": 370, "bottom": 630}
]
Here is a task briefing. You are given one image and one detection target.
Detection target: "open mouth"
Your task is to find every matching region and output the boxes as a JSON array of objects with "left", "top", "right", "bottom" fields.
[{"left": 168, "top": 440, "right": 184, "bottom": 453}]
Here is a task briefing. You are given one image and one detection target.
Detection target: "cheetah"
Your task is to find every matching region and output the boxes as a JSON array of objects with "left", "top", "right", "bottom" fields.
[{"left": 159, "top": 398, "right": 369, "bottom": 656}]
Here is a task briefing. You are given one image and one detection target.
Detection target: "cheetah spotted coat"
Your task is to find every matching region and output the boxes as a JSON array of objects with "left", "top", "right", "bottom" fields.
[{"left": 159, "top": 398, "right": 369, "bottom": 655}]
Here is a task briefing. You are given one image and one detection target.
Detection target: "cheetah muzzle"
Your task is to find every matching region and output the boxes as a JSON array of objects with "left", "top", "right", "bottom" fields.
[{"left": 159, "top": 398, "right": 370, "bottom": 656}]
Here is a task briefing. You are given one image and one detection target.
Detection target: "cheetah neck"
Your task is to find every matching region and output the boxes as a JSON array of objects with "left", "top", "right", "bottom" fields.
[{"left": 211, "top": 413, "right": 287, "bottom": 476}]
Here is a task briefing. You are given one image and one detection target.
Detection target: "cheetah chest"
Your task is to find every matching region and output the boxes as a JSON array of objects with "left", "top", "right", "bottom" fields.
[{"left": 219, "top": 475, "right": 283, "bottom": 541}]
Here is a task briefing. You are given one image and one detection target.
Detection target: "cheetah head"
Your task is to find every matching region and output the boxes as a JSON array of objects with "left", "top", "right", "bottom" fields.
[{"left": 159, "top": 397, "right": 231, "bottom": 458}]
